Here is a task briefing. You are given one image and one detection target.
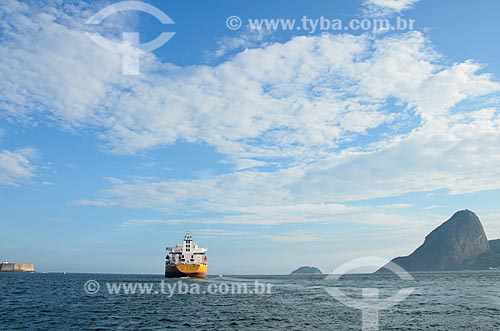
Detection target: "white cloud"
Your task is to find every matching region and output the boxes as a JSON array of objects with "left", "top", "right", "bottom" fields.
[
  {"left": 364, "top": 0, "right": 420, "bottom": 14},
  {"left": 424, "top": 205, "right": 443, "bottom": 210},
  {"left": 0, "top": 147, "right": 37, "bottom": 185},
  {"left": 73, "top": 169, "right": 430, "bottom": 227},
  {"left": 297, "top": 107, "right": 500, "bottom": 201},
  {"left": 191, "top": 229, "right": 320, "bottom": 243},
  {"left": 211, "top": 28, "right": 273, "bottom": 59},
  {"left": 377, "top": 203, "right": 413, "bottom": 209},
  {"left": 76, "top": 106, "right": 500, "bottom": 226},
  {"left": 417, "top": 61, "right": 500, "bottom": 116},
  {"left": 70, "top": 199, "right": 117, "bottom": 207},
  {"left": 231, "top": 158, "right": 268, "bottom": 170},
  {"left": 2, "top": 1, "right": 471, "bottom": 167},
  {"left": 3, "top": 0, "right": 500, "bottom": 231},
  {"left": 120, "top": 219, "right": 168, "bottom": 227},
  {"left": 92, "top": 33, "right": 397, "bottom": 158},
  {"left": 0, "top": 2, "right": 430, "bottom": 160},
  {"left": 0, "top": 0, "right": 146, "bottom": 127}
]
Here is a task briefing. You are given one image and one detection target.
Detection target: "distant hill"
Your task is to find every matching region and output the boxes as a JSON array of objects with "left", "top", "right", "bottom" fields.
[
  {"left": 378, "top": 210, "right": 497, "bottom": 272},
  {"left": 290, "top": 266, "right": 322, "bottom": 275}
]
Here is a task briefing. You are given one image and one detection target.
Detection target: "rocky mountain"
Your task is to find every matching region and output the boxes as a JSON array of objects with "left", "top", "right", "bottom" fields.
[
  {"left": 290, "top": 266, "right": 323, "bottom": 275},
  {"left": 379, "top": 210, "right": 492, "bottom": 272},
  {"left": 464, "top": 239, "right": 500, "bottom": 269}
]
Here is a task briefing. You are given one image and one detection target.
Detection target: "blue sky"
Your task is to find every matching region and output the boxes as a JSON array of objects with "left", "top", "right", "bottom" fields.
[{"left": 1, "top": 0, "right": 500, "bottom": 274}]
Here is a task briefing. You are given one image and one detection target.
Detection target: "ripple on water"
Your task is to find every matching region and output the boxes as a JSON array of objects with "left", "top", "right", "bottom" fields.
[{"left": 1, "top": 272, "right": 500, "bottom": 330}]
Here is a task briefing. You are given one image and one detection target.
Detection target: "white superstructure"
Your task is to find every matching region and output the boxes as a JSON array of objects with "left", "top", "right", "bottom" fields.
[{"left": 166, "top": 234, "right": 207, "bottom": 265}]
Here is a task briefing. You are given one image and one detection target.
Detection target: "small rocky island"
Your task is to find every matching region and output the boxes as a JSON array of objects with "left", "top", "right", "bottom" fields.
[
  {"left": 378, "top": 210, "right": 500, "bottom": 272},
  {"left": 290, "top": 266, "right": 323, "bottom": 275}
]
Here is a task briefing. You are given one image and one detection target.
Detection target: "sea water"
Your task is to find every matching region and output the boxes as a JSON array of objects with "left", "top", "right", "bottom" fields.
[{"left": 0, "top": 271, "right": 499, "bottom": 330}]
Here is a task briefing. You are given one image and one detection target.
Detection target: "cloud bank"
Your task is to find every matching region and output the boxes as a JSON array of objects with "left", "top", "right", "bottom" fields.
[{"left": 2, "top": 0, "right": 500, "bottom": 227}]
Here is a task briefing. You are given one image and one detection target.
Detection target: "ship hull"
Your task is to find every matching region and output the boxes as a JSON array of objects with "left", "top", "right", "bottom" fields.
[{"left": 165, "top": 264, "right": 207, "bottom": 279}]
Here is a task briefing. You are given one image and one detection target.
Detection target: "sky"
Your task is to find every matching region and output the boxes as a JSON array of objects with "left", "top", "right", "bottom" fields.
[{"left": 1, "top": 0, "right": 500, "bottom": 274}]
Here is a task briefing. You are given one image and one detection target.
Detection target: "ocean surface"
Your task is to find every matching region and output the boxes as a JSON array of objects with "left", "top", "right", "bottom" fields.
[{"left": 1, "top": 271, "right": 499, "bottom": 330}]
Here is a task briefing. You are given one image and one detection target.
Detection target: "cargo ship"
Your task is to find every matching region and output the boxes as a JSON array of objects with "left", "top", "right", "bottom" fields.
[{"left": 165, "top": 234, "right": 207, "bottom": 278}]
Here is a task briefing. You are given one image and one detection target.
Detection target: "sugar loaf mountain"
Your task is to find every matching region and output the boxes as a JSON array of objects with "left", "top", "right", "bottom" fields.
[{"left": 378, "top": 210, "right": 500, "bottom": 272}]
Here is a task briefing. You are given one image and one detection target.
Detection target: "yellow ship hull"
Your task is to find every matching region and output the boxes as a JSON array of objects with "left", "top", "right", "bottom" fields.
[{"left": 165, "top": 263, "right": 207, "bottom": 278}]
